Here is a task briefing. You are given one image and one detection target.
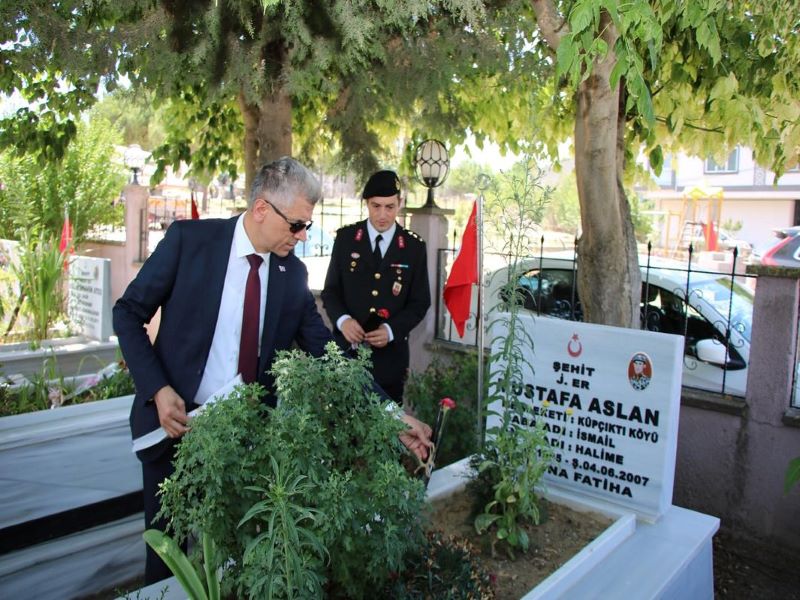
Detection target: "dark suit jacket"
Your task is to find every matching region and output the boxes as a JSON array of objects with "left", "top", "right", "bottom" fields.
[
  {"left": 321, "top": 220, "right": 430, "bottom": 387},
  {"left": 113, "top": 216, "right": 332, "bottom": 462}
]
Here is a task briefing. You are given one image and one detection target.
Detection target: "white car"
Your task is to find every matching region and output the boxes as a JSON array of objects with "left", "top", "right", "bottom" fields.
[{"left": 479, "top": 255, "right": 754, "bottom": 397}]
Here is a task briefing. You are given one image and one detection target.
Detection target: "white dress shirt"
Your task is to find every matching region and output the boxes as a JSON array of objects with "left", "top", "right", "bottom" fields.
[{"left": 194, "top": 215, "right": 270, "bottom": 404}]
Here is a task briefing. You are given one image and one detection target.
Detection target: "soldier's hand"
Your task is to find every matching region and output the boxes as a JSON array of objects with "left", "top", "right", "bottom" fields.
[
  {"left": 364, "top": 324, "right": 390, "bottom": 348},
  {"left": 153, "top": 385, "right": 189, "bottom": 438},
  {"left": 341, "top": 318, "right": 365, "bottom": 345}
]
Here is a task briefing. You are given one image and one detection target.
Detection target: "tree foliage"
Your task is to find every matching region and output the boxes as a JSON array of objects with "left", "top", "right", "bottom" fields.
[
  {"left": 89, "top": 88, "right": 167, "bottom": 151},
  {"left": 2, "top": 1, "right": 798, "bottom": 326},
  {"left": 517, "top": 0, "right": 800, "bottom": 326},
  {"left": 0, "top": 1, "right": 498, "bottom": 190},
  {"left": 0, "top": 116, "right": 126, "bottom": 242}
]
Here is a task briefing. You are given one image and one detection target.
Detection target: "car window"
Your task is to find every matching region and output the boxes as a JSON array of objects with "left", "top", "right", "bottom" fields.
[
  {"left": 687, "top": 277, "right": 753, "bottom": 343},
  {"left": 513, "top": 268, "right": 580, "bottom": 320}
]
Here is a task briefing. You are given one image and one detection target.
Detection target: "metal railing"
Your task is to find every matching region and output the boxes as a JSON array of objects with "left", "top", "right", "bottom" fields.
[{"left": 435, "top": 239, "right": 760, "bottom": 399}]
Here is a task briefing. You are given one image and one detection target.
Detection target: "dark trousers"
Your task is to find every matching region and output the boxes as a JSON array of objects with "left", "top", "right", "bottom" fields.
[{"left": 142, "top": 445, "right": 183, "bottom": 585}]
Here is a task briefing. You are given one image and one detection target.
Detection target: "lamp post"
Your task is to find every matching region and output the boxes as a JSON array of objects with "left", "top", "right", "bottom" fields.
[
  {"left": 414, "top": 139, "right": 450, "bottom": 209},
  {"left": 124, "top": 144, "right": 147, "bottom": 185}
]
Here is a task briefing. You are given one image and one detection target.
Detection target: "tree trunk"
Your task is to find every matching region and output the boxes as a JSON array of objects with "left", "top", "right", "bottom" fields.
[
  {"left": 573, "top": 15, "right": 640, "bottom": 328},
  {"left": 239, "top": 87, "right": 293, "bottom": 196}
]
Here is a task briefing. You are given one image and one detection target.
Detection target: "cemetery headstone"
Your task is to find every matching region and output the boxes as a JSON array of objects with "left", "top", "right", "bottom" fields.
[
  {"left": 488, "top": 314, "right": 683, "bottom": 521},
  {"left": 68, "top": 256, "right": 113, "bottom": 341}
]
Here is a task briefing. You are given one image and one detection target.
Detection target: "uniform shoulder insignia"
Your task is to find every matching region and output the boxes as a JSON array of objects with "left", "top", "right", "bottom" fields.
[{"left": 404, "top": 228, "right": 423, "bottom": 242}]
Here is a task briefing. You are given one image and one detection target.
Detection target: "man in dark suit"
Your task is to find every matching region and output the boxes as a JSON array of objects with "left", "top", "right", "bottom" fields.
[
  {"left": 113, "top": 158, "right": 431, "bottom": 584},
  {"left": 322, "top": 170, "right": 431, "bottom": 403}
]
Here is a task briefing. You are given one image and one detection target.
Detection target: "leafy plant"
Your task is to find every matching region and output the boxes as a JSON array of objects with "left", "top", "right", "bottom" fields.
[
  {"left": 786, "top": 457, "right": 800, "bottom": 494},
  {"left": 157, "top": 344, "right": 427, "bottom": 599},
  {"left": 82, "top": 363, "right": 136, "bottom": 401},
  {"left": 10, "top": 232, "right": 67, "bottom": 344},
  {"left": 405, "top": 352, "right": 482, "bottom": 467},
  {"left": 143, "top": 530, "right": 220, "bottom": 600},
  {"left": 0, "top": 116, "right": 125, "bottom": 243},
  {"left": 237, "top": 458, "right": 328, "bottom": 599},
  {"left": 470, "top": 159, "right": 555, "bottom": 558},
  {"left": 385, "top": 531, "right": 495, "bottom": 599}
]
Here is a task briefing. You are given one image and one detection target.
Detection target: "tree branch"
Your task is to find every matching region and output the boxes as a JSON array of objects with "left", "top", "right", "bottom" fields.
[
  {"left": 654, "top": 116, "right": 724, "bottom": 135},
  {"left": 530, "top": 0, "right": 568, "bottom": 51}
]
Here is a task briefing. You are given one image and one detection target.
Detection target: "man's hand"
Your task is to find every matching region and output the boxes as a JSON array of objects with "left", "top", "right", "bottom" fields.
[
  {"left": 154, "top": 385, "right": 189, "bottom": 438},
  {"left": 341, "top": 317, "right": 365, "bottom": 345},
  {"left": 364, "top": 324, "right": 390, "bottom": 348},
  {"left": 398, "top": 413, "right": 433, "bottom": 461}
]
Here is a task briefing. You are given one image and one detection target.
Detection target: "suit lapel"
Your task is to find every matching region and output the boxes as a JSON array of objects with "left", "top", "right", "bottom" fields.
[{"left": 198, "top": 217, "right": 238, "bottom": 360}]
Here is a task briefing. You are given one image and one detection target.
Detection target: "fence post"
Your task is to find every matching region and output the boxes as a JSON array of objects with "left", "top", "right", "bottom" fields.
[{"left": 405, "top": 204, "right": 454, "bottom": 378}]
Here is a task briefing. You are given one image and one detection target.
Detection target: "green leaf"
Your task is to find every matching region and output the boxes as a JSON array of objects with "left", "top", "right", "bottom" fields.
[
  {"left": 570, "top": 2, "right": 594, "bottom": 33},
  {"left": 202, "top": 533, "right": 220, "bottom": 600},
  {"left": 785, "top": 457, "right": 800, "bottom": 494},
  {"left": 556, "top": 36, "right": 577, "bottom": 82},
  {"left": 143, "top": 529, "right": 209, "bottom": 600},
  {"left": 648, "top": 146, "right": 663, "bottom": 175},
  {"left": 474, "top": 512, "right": 501, "bottom": 534}
]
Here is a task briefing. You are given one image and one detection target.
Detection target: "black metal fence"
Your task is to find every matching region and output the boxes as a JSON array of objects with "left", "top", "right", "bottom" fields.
[
  {"left": 435, "top": 239, "right": 765, "bottom": 399},
  {"left": 145, "top": 195, "right": 410, "bottom": 259}
]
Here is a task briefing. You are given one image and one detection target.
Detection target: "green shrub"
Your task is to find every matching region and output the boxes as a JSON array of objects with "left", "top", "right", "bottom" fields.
[
  {"left": 385, "top": 531, "right": 494, "bottom": 599},
  {"left": 470, "top": 157, "right": 555, "bottom": 558},
  {"left": 12, "top": 232, "right": 67, "bottom": 344},
  {"left": 405, "top": 352, "right": 482, "bottom": 467},
  {"left": 158, "top": 344, "right": 428, "bottom": 599}
]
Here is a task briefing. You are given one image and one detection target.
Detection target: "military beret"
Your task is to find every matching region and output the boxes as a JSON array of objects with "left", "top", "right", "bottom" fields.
[{"left": 362, "top": 170, "right": 401, "bottom": 199}]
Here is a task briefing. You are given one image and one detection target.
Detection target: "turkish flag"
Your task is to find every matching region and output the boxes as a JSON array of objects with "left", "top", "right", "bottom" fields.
[
  {"left": 443, "top": 201, "right": 478, "bottom": 337},
  {"left": 59, "top": 214, "right": 72, "bottom": 253},
  {"left": 58, "top": 211, "right": 73, "bottom": 270},
  {"left": 191, "top": 193, "right": 200, "bottom": 220}
]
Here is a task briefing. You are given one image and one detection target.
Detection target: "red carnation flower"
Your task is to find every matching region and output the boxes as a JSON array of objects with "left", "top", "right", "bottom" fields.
[
  {"left": 377, "top": 308, "right": 390, "bottom": 319},
  {"left": 440, "top": 397, "right": 456, "bottom": 410}
]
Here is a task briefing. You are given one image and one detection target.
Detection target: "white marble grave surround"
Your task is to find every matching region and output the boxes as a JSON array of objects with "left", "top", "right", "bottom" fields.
[
  {"left": 0, "top": 335, "right": 120, "bottom": 378},
  {"left": 130, "top": 457, "right": 718, "bottom": 600},
  {"left": 0, "top": 514, "right": 145, "bottom": 599},
  {"left": 0, "top": 394, "right": 144, "bottom": 599},
  {"left": 0, "top": 396, "right": 140, "bottom": 529}
]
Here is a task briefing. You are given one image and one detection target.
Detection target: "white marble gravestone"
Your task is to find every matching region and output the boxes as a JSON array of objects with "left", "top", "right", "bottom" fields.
[
  {"left": 487, "top": 313, "right": 684, "bottom": 521},
  {"left": 68, "top": 256, "right": 113, "bottom": 341}
]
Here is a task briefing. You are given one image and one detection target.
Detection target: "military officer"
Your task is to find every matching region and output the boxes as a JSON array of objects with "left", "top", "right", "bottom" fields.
[{"left": 322, "top": 170, "right": 431, "bottom": 402}]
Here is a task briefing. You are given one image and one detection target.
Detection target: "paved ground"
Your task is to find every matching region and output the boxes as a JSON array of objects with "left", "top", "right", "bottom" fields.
[{"left": 713, "top": 528, "right": 800, "bottom": 599}]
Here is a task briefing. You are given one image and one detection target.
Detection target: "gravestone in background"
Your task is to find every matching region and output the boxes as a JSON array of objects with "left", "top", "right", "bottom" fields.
[{"left": 68, "top": 256, "right": 113, "bottom": 341}]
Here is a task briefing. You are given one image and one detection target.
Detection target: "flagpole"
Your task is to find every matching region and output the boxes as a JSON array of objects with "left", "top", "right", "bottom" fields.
[{"left": 475, "top": 177, "right": 486, "bottom": 449}]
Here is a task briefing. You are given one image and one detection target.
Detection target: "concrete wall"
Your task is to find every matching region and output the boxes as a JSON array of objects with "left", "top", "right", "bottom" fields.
[
  {"left": 673, "top": 266, "right": 800, "bottom": 550},
  {"left": 649, "top": 196, "right": 795, "bottom": 248},
  {"left": 76, "top": 184, "right": 150, "bottom": 307},
  {"left": 76, "top": 240, "right": 128, "bottom": 307}
]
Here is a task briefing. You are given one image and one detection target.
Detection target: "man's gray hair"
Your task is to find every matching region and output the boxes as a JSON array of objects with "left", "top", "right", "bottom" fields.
[{"left": 249, "top": 157, "right": 322, "bottom": 210}]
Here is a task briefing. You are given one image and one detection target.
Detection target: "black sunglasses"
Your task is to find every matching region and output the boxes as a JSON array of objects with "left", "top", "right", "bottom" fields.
[{"left": 265, "top": 199, "right": 313, "bottom": 233}]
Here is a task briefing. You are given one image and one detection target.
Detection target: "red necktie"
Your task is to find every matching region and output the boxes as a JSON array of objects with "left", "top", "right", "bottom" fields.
[{"left": 238, "top": 254, "right": 263, "bottom": 383}]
